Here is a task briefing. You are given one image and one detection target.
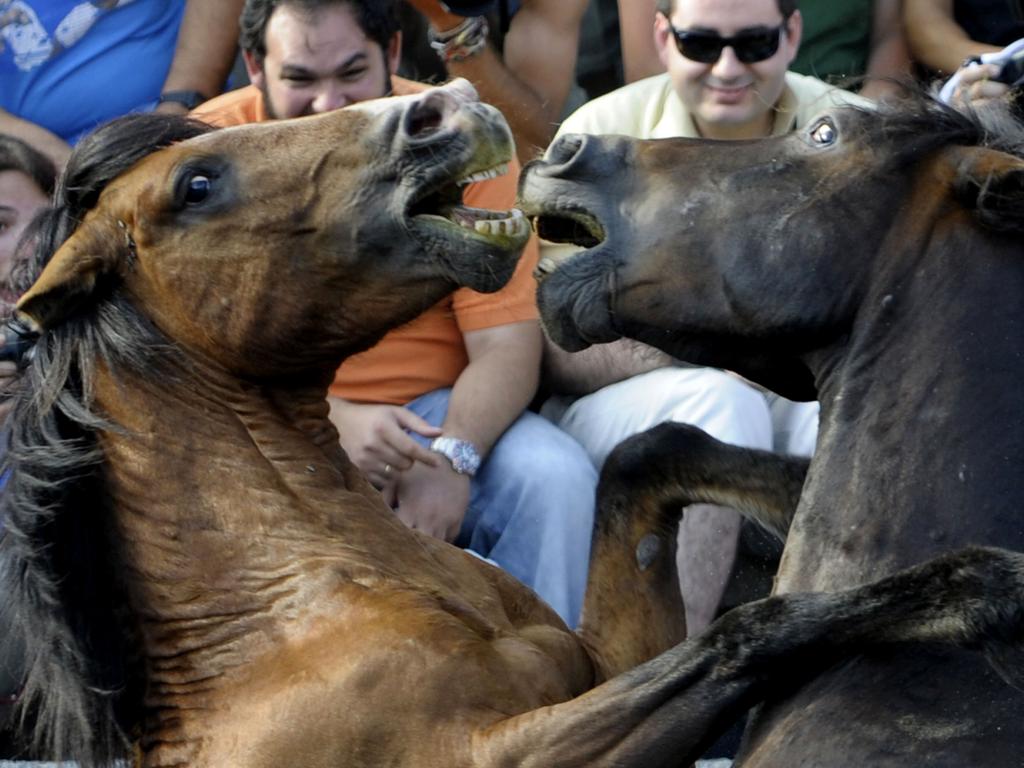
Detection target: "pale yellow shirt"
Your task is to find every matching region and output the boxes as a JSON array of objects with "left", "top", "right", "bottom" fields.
[{"left": 554, "top": 70, "right": 871, "bottom": 141}]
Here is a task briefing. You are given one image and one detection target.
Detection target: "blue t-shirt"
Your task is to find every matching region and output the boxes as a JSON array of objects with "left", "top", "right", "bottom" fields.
[{"left": 0, "top": 0, "right": 185, "bottom": 144}]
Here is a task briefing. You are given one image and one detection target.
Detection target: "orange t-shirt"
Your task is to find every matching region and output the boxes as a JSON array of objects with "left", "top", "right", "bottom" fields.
[{"left": 192, "top": 80, "right": 540, "bottom": 405}]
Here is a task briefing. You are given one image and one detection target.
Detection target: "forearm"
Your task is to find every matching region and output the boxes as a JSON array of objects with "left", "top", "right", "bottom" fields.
[
  {"left": 444, "top": 322, "right": 541, "bottom": 456},
  {"left": 904, "top": 0, "right": 1002, "bottom": 73},
  {"left": 617, "top": 0, "right": 663, "bottom": 84},
  {"left": 0, "top": 108, "right": 70, "bottom": 169},
  {"left": 861, "top": 0, "right": 911, "bottom": 101},
  {"left": 446, "top": 46, "right": 563, "bottom": 163},
  {"left": 160, "top": 0, "right": 246, "bottom": 99},
  {"left": 543, "top": 337, "right": 674, "bottom": 397}
]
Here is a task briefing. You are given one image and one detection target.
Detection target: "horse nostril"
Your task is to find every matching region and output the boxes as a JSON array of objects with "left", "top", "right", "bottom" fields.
[
  {"left": 547, "top": 134, "right": 585, "bottom": 165},
  {"left": 404, "top": 93, "right": 449, "bottom": 140}
]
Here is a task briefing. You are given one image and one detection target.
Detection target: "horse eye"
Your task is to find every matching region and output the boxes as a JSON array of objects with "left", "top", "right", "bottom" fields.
[
  {"left": 184, "top": 174, "right": 212, "bottom": 204},
  {"left": 811, "top": 121, "right": 836, "bottom": 146}
]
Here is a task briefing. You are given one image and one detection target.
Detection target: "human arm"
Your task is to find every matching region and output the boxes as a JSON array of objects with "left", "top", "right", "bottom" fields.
[
  {"left": 408, "top": 0, "right": 588, "bottom": 163},
  {"left": 543, "top": 336, "right": 674, "bottom": 397},
  {"left": 0, "top": 109, "right": 70, "bottom": 170},
  {"left": 860, "top": 0, "right": 911, "bottom": 101},
  {"left": 394, "top": 320, "right": 542, "bottom": 540},
  {"left": 617, "top": 0, "right": 664, "bottom": 84},
  {"left": 154, "top": 0, "right": 246, "bottom": 115},
  {"left": 903, "top": 0, "right": 1003, "bottom": 74}
]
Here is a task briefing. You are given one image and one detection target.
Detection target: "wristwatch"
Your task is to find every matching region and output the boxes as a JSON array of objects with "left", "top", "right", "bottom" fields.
[
  {"left": 430, "top": 436, "right": 481, "bottom": 476},
  {"left": 158, "top": 90, "right": 208, "bottom": 110}
]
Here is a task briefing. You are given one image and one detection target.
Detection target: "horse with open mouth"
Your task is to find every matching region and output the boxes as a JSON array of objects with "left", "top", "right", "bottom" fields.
[
  {"left": 519, "top": 93, "right": 1024, "bottom": 766},
  {"left": 2, "top": 80, "right": 1024, "bottom": 767}
]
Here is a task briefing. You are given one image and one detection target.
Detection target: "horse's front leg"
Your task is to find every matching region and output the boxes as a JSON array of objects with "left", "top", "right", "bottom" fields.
[
  {"left": 579, "top": 422, "right": 808, "bottom": 679},
  {"left": 472, "top": 545, "right": 1024, "bottom": 768}
]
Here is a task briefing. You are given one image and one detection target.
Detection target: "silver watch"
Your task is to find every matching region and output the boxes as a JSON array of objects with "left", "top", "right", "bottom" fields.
[{"left": 430, "top": 436, "right": 481, "bottom": 476}]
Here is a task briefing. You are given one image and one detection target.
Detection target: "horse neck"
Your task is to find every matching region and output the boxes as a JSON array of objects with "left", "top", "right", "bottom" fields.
[
  {"left": 91, "top": 356, "right": 406, "bottom": 622},
  {"left": 784, "top": 201, "right": 1024, "bottom": 591}
]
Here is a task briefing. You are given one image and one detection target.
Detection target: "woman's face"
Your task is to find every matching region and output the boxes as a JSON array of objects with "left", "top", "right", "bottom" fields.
[{"left": 0, "top": 169, "right": 49, "bottom": 290}]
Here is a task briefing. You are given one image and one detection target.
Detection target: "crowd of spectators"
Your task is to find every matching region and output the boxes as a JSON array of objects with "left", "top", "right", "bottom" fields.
[{"left": 1, "top": 0, "right": 1022, "bottom": 758}]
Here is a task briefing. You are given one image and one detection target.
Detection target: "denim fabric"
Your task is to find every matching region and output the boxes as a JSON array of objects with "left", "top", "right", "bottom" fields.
[{"left": 406, "top": 388, "right": 596, "bottom": 627}]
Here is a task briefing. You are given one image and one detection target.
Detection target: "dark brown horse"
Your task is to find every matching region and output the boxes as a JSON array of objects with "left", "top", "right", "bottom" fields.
[
  {"left": 2, "top": 81, "right": 1023, "bottom": 767},
  {"left": 519, "top": 95, "right": 1024, "bottom": 765}
]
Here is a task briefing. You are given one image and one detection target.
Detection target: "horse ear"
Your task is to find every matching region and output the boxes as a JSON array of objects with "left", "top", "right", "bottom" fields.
[
  {"left": 16, "top": 214, "right": 128, "bottom": 332},
  {"left": 953, "top": 147, "right": 1024, "bottom": 234}
]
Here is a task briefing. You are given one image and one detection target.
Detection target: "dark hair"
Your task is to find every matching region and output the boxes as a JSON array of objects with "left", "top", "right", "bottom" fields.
[
  {"left": 1, "top": 113, "right": 211, "bottom": 766},
  {"left": 0, "top": 135, "right": 57, "bottom": 199},
  {"left": 656, "top": 0, "right": 798, "bottom": 19},
  {"left": 239, "top": 0, "right": 401, "bottom": 63}
]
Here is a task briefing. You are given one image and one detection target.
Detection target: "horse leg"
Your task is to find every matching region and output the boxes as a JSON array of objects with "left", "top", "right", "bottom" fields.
[
  {"left": 579, "top": 422, "right": 808, "bottom": 679},
  {"left": 474, "top": 545, "right": 1024, "bottom": 768}
]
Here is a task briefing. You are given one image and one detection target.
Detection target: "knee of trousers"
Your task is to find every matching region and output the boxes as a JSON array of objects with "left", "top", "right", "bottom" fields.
[
  {"left": 482, "top": 416, "right": 598, "bottom": 519},
  {"left": 661, "top": 370, "right": 773, "bottom": 450}
]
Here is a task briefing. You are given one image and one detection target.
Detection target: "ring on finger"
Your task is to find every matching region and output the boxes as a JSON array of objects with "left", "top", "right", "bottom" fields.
[{"left": 384, "top": 464, "right": 392, "bottom": 475}]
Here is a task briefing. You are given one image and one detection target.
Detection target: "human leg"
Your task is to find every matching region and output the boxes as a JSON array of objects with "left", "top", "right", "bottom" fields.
[{"left": 406, "top": 390, "right": 597, "bottom": 627}]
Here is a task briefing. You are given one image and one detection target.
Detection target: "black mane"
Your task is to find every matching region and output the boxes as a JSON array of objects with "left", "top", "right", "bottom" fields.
[
  {"left": 0, "top": 113, "right": 211, "bottom": 765},
  {"left": 848, "top": 85, "right": 1024, "bottom": 168}
]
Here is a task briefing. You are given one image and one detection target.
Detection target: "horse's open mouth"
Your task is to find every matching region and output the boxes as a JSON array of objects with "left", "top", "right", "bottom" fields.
[
  {"left": 528, "top": 210, "right": 606, "bottom": 278},
  {"left": 408, "top": 163, "right": 530, "bottom": 246}
]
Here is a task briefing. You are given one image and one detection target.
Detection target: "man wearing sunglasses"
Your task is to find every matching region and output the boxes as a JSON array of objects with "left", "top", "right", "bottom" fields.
[{"left": 540, "top": 0, "right": 870, "bottom": 639}]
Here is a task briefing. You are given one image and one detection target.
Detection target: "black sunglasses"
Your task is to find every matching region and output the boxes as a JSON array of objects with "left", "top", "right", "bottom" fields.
[{"left": 667, "top": 19, "right": 789, "bottom": 64}]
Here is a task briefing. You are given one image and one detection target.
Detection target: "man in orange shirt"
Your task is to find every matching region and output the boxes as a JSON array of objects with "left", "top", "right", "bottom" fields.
[{"left": 194, "top": 0, "right": 596, "bottom": 626}]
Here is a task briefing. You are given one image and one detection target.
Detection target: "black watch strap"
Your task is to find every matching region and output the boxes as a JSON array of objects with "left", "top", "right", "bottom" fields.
[{"left": 158, "top": 90, "right": 208, "bottom": 110}]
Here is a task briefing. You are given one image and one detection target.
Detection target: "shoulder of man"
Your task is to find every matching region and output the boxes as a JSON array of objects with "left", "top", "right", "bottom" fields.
[
  {"left": 783, "top": 71, "right": 873, "bottom": 127},
  {"left": 191, "top": 85, "right": 268, "bottom": 127},
  {"left": 557, "top": 73, "right": 675, "bottom": 139}
]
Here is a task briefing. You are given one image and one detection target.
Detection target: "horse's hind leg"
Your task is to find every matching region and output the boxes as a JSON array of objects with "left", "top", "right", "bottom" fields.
[
  {"left": 474, "top": 546, "right": 1024, "bottom": 768},
  {"left": 579, "top": 423, "right": 809, "bottom": 679}
]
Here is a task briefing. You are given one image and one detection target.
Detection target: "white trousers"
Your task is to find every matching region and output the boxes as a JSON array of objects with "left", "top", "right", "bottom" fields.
[{"left": 542, "top": 366, "right": 818, "bottom": 467}]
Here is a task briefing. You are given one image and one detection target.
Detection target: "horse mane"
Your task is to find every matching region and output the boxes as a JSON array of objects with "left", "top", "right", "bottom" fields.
[
  {"left": 847, "top": 85, "right": 1024, "bottom": 168},
  {"left": 0, "top": 114, "right": 212, "bottom": 766}
]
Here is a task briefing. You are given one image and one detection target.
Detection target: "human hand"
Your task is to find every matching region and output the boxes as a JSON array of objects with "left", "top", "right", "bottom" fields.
[
  {"left": 328, "top": 399, "right": 442, "bottom": 488},
  {"left": 952, "top": 62, "right": 1010, "bottom": 107},
  {"left": 393, "top": 459, "right": 471, "bottom": 542},
  {"left": 405, "top": 0, "right": 466, "bottom": 32}
]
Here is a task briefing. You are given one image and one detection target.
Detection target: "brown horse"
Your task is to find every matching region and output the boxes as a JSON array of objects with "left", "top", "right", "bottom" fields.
[
  {"left": 519, "top": 94, "right": 1024, "bottom": 765},
  {"left": 2, "top": 81, "right": 1024, "bottom": 768}
]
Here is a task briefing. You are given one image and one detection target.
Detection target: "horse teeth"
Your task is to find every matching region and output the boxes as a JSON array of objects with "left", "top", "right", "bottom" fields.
[
  {"left": 472, "top": 212, "right": 528, "bottom": 238},
  {"left": 457, "top": 163, "right": 511, "bottom": 186}
]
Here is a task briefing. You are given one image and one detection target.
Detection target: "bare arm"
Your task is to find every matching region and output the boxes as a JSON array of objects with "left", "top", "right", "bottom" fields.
[
  {"left": 904, "top": 0, "right": 1003, "bottom": 74},
  {"left": 617, "top": 0, "right": 664, "bottom": 84},
  {"left": 860, "top": 0, "right": 911, "bottom": 101},
  {"left": 544, "top": 336, "right": 674, "bottom": 397},
  {"left": 446, "top": 320, "right": 542, "bottom": 455},
  {"left": 410, "top": 0, "right": 588, "bottom": 163},
  {"left": 155, "top": 0, "right": 246, "bottom": 114},
  {"left": 0, "top": 108, "right": 70, "bottom": 170}
]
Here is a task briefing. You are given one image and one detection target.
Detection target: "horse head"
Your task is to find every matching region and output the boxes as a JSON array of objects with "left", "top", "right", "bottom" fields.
[
  {"left": 17, "top": 78, "right": 529, "bottom": 381},
  {"left": 519, "top": 96, "right": 1024, "bottom": 400}
]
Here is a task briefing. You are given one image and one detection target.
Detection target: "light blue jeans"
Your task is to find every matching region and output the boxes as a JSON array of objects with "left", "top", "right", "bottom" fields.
[{"left": 406, "top": 388, "right": 597, "bottom": 627}]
